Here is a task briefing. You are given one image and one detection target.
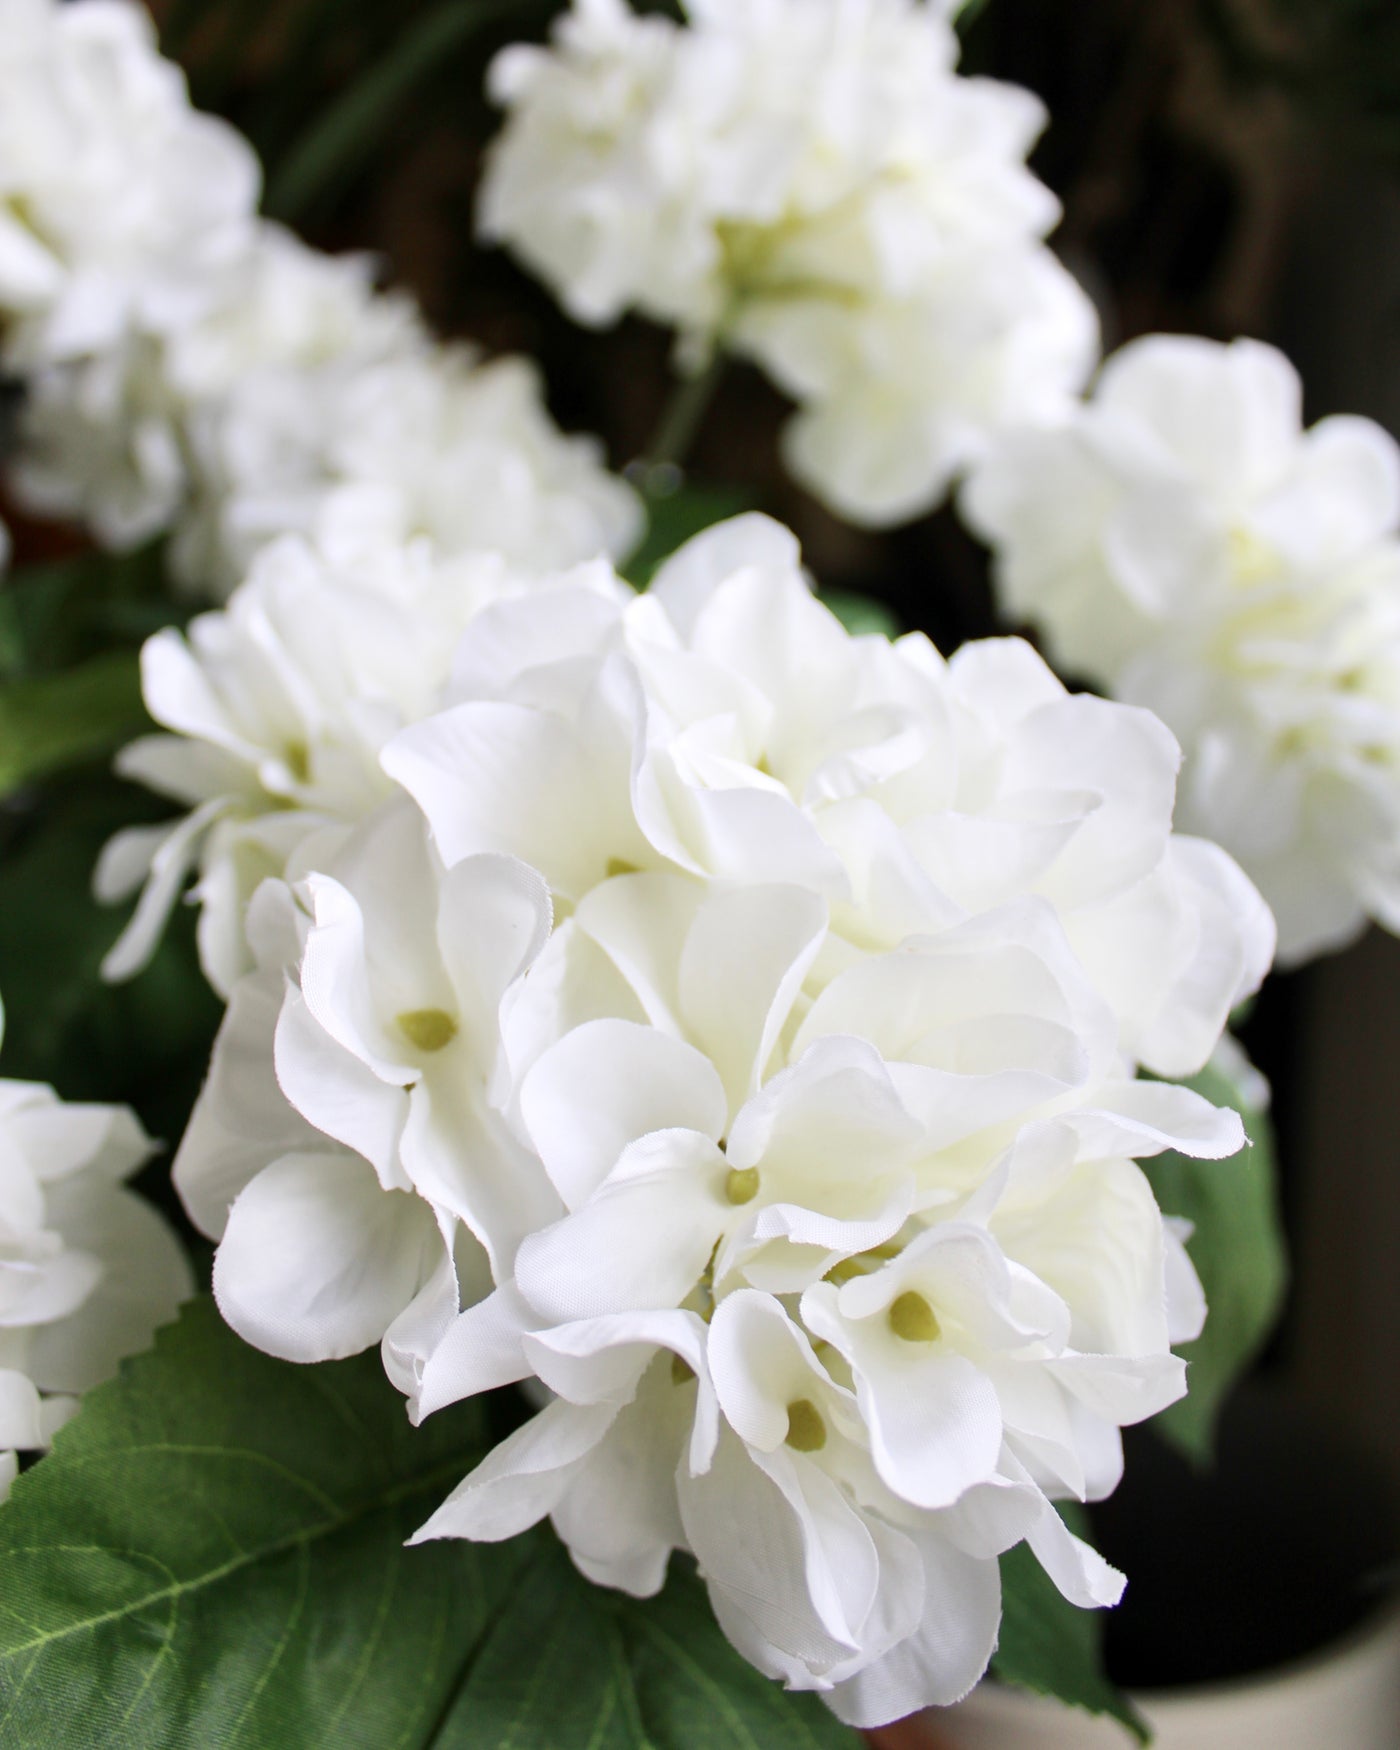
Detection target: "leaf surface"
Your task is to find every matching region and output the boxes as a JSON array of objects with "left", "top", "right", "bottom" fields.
[
  {"left": 0, "top": 1300, "right": 859, "bottom": 1750},
  {"left": 0, "top": 652, "right": 146, "bottom": 798},
  {"left": 1142, "top": 1058, "right": 1288, "bottom": 1461},
  {"left": 991, "top": 1516, "right": 1149, "bottom": 1745}
]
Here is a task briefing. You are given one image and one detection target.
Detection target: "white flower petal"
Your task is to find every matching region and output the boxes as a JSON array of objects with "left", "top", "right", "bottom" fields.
[
  {"left": 519, "top": 1019, "right": 727, "bottom": 1208},
  {"left": 214, "top": 1152, "right": 439, "bottom": 1362}
]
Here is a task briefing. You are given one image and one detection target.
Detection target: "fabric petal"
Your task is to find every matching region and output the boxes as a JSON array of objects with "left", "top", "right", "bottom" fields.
[{"left": 214, "top": 1152, "right": 438, "bottom": 1362}]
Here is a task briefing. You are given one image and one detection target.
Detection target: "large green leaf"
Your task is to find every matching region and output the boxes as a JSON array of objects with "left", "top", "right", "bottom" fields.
[
  {"left": 0, "top": 1299, "right": 859, "bottom": 1750},
  {"left": 991, "top": 1513, "right": 1149, "bottom": 1744},
  {"left": 0, "top": 543, "right": 178, "bottom": 685},
  {"left": 0, "top": 651, "right": 147, "bottom": 798},
  {"left": 1142, "top": 1057, "right": 1288, "bottom": 1462}
]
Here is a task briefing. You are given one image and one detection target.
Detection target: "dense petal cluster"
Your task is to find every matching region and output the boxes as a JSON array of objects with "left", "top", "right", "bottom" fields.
[
  {"left": 0, "top": 0, "right": 256, "bottom": 371},
  {"left": 0, "top": 996, "right": 192, "bottom": 1496},
  {"left": 0, "top": 0, "right": 639, "bottom": 595},
  {"left": 98, "top": 492, "right": 626, "bottom": 993},
  {"left": 174, "top": 514, "right": 1273, "bottom": 1725},
  {"left": 964, "top": 335, "right": 1400, "bottom": 964},
  {"left": 480, "top": 0, "right": 1098, "bottom": 525}
]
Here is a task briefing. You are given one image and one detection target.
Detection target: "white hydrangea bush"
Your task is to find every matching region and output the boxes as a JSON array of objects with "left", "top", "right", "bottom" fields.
[
  {"left": 480, "top": 0, "right": 1099, "bottom": 525},
  {"left": 0, "top": 0, "right": 640, "bottom": 597},
  {"left": 964, "top": 334, "right": 1400, "bottom": 965},
  {"left": 0, "top": 996, "right": 193, "bottom": 1498},
  {"left": 172, "top": 514, "right": 1275, "bottom": 1727}
]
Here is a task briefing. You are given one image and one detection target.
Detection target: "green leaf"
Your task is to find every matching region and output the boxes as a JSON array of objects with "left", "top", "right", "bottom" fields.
[
  {"left": 992, "top": 1514, "right": 1149, "bottom": 1744},
  {"left": 1142, "top": 1057, "right": 1288, "bottom": 1463},
  {"left": 621, "top": 480, "right": 755, "bottom": 588},
  {"left": 818, "top": 589, "right": 901, "bottom": 639},
  {"left": 438, "top": 1536, "right": 858, "bottom": 1750},
  {"left": 264, "top": 0, "right": 542, "bottom": 221},
  {"left": 0, "top": 651, "right": 147, "bottom": 797},
  {"left": 0, "top": 1299, "right": 859, "bottom": 1749},
  {"left": 0, "top": 775, "right": 221, "bottom": 1145},
  {"left": 0, "top": 543, "right": 176, "bottom": 684}
]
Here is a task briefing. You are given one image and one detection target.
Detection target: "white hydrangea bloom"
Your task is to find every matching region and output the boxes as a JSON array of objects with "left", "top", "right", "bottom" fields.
[
  {"left": 98, "top": 494, "right": 623, "bottom": 994},
  {"left": 964, "top": 334, "right": 1400, "bottom": 964},
  {"left": 9, "top": 335, "right": 189, "bottom": 549},
  {"left": 175, "top": 512, "right": 1273, "bottom": 1725},
  {"left": 387, "top": 514, "right": 1274, "bottom": 1074},
  {"left": 0, "top": 8, "right": 640, "bottom": 594},
  {"left": 0, "top": 0, "right": 258, "bottom": 370},
  {"left": 480, "top": 0, "right": 1098, "bottom": 524},
  {"left": 10, "top": 227, "right": 422, "bottom": 558},
  {"left": 10, "top": 216, "right": 641, "bottom": 595},
  {"left": 0, "top": 994, "right": 193, "bottom": 1498},
  {"left": 172, "top": 802, "right": 555, "bottom": 1384},
  {"left": 173, "top": 342, "right": 643, "bottom": 600}
]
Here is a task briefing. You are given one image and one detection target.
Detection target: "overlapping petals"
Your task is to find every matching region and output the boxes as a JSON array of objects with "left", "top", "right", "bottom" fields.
[
  {"left": 965, "top": 333, "right": 1400, "bottom": 964},
  {"left": 98, "top": 504, "right": 631, "bottom": 994},
  {"left": 0, "top": 1, "right": 640, "bottom": 595},
  {"left": 170, "top": 511, "right": 1272, "bottom": 1726},
  {"left": 480, "top": 0, "right": 1098, "bottom": 525},
  {"left": 0, "top": 993, "right": 192, "bottom": 1496}
]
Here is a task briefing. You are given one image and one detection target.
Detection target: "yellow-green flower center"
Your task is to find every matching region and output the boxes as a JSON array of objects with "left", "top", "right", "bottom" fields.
[
  {"left": 784, "top": 1398, "right": 826, "bottom": 1452},
  {"left": 724, "top": 1166, "right": 760, "bottom": 1206},
  {"left": 397, "top": 1008, "right": 458, "bottom": 1053},
  {"left": 888, "top": 1290, "right": 940, "bottom": 1343}
]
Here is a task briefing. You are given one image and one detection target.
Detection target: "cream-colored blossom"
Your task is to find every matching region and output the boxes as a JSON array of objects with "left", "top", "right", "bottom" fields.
[
  {"left": 0, "top": 0, "right": 258, "bottom": 369},
  {"left": 0, "top": 994, "right": 192, "bottom": 1496},
  {"left": 174, "top": 512, "right": 1273, "bottom": 1725},
  {"left": 480, "top": 0, "right": 1097, "bottom": 524},
  {"left": 99, "top": 499, "right": 625, "bottom": 994},
  {"left": 965, "top": 334, "right": 1400, "bottom": 963}
]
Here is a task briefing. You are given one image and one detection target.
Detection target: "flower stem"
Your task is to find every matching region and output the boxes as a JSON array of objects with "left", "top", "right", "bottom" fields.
[{"left": 643, "top": 356, "right": 726, "bottom": 473}]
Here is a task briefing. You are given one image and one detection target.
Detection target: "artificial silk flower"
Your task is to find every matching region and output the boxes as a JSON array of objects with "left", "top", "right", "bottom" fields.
[
  {"left": 98, "top": 497, "right": 615, "bottom": 995},
  {"left": 171, "top": 801, "right": 556, "bottom": 1387},
  {"left": 170, "top": 507, "right": 1272, "bottom": 1723},
  {"left": 964, "top": 333, "right": 1400, "bottom": 964},
  {"left": 10, "top": 226, "right": 422, "bottom": 560},
  {"left": 172, "top": 344, "right": 642, "bottom": 600},
  {"left": 198, "top": 510, "right": 1268, "bottom": 1722},
  {"left": 406, "top": 873, "right": 1240, "bottom": 1725},
  {"left": 10, "top": 219, "right": 641, "bottom": 596},
  {"left": 0, "top": 4, "right": 641, "bottom": 596},
  {"left": 0, "top": 0, "right": 258, "bottom": 370},
  {"left": 479, "top": 0, "right": 1098, "bottom": 525},
  {"left": 386, "top": 513, "right": 1274, "bottom": 1076},
  {"left": 0, "top": 992, "right": 192, "bottom": 1498}
]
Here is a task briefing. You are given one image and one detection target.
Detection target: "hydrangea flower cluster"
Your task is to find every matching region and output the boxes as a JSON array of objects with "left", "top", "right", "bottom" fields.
[
  {"left": 480, "top": 0, "right": 1099, "bottom": 525},
  {"left": 0, "top": 994, "right": 192, "bottom": 1496},
  {"left": 94, "top": 489, "right": 597, "bottom": 995},
  {"left": 0, "top": 0, "right": 640, "bottom": 595},
  {"left": 965, "top": 335, "right": 1400, "bottom": 965},
  {"left": 171, "top": 513, "right": 1274, "bottom": 1726}
]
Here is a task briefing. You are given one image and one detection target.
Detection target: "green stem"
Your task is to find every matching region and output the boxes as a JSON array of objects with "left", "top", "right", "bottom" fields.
[
  {"left": 642, "top": 356, "right": 726, "bottom": 474},
  {"left": 264, "top": 0, "right": 536, "bottom": 223}
]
